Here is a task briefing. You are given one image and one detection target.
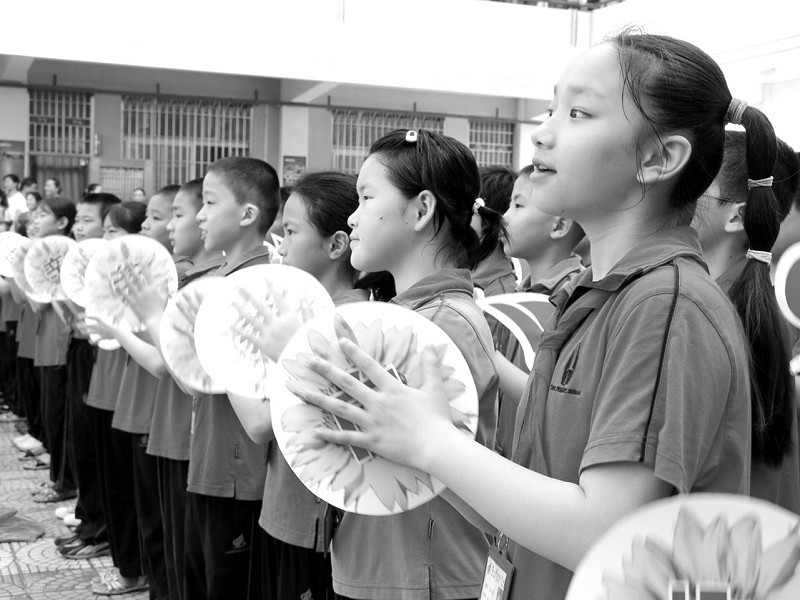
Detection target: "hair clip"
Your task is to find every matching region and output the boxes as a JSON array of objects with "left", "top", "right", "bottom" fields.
[
  {"left": 725, "top": 98, "right": 748, "bottom": 126},
  {"left": 746, "top": 249, "right": 772, "bottom": 264},
  {"left": 405, "top": 130, "right": 418, "bottom": 143},
  {"left": 747, "top": 176, "right": 773, "bottom": 188},
  {"left": 473, "top": 197, "right": 485, "bottom": 214}
]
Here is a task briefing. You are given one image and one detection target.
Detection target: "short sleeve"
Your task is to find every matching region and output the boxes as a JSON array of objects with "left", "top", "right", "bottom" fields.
[{"left": 580, "top": 289, "right": 750, "bottom": 494}]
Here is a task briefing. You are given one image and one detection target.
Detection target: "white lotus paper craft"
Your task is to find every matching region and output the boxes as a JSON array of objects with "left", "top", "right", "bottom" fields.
[
  {"left": 23, "top": 236, "right": 77, "bottom": 303},
  {"left": 60, "top": 238, "right": 108, "bottom": 307},
  {"left": 159, "top": 276, "right": 227, "bottom": 394},
  {"left": 270, "top": 301, "right": 480, "bottom": 516},
  {"left": 194, "top": 264, "right": 335, "bottom": 399}
]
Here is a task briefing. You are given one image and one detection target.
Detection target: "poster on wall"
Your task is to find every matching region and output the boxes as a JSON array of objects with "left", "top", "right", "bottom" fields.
[
  {"left": 282, "top": 156, "right": 306, "bottom": 187},
  {"left": 0, "top": 141, "right": 25, "bottom": 177}
]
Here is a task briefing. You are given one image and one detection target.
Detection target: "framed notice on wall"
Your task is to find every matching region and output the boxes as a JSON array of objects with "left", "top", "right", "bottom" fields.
[
  {"left": 0, "top": 140, "right": 25, "bottom": 177},
  {"left": 282, "top": 156, "right": 306, "bottom": 187}
]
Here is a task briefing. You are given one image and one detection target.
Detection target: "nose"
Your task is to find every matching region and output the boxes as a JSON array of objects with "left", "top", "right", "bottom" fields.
[
  {"left": 531, "top": 118, "right": 554, "bottom": 149},
  {"left": 347, "top": 207, "right": 359, "bottom": 230},
  {"left": 277, "top": 238, "right": 287, "bottom": 257},
  {"left": 166, "top": 219, "right": 175, "bottom": 232},
  {"left": 196, "top": 206, "right": 206, "bottom": 223}
]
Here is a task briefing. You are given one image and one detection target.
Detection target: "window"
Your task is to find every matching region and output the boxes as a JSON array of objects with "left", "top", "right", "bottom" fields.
[{"left": 469, "top": 120, "right": 515, "bottom": 168}]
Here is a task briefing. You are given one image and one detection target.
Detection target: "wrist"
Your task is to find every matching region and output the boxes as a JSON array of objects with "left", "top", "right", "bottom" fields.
[{"left": 417, "top": 419, "right": 467, "bottom": 475}]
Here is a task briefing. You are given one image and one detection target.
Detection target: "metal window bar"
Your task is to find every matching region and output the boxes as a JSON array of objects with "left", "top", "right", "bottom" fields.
[
  {"left": 122, "top": 97, "right": 252, "bottom": 189},
  {"left": 469, "top": 120, "right": 514, "bottom": 168},
  {"left": 330, "top": 109, "right": 445, "bottom": 174}
]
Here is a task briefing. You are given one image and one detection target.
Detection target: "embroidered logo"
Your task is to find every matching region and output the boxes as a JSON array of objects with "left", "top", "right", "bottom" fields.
[
  {"left": 225, "top": 533, "right": 248, "bottom": 554},
  {"left": 300, "top": 590, "right": 313, "bottom": 600},
  {"left": 549, "top": 343, "right": 581, "bottom": 396}
]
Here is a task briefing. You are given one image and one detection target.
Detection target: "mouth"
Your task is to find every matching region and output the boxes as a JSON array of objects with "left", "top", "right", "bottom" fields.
[
  {"left": 531, "top": 160, "right": 555, "bottom": 175},
  {"left": 199, "top": 229, "right": 207, "bottom": 240}
]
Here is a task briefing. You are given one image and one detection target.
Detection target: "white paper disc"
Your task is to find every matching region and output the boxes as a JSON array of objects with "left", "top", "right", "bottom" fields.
[
  {"left": 0, "top": 231, "right": 26, "bottom": 278},
  {"left": 23, "top": 236, "right": 77, "bottom": 303},
  {"left": 60, "top": 238, "right": 108, "bottom": 307},
  {"left": 269, "top": 301, "right": 480, "bottom": 516}
]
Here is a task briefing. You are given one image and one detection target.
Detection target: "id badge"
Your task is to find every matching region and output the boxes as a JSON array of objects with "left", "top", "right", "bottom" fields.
[{"left": 479, "top": 546, "right": 514, "bottom": 600}]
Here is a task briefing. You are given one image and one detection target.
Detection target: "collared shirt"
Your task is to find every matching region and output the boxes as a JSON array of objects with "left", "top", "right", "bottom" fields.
[
  {"left": 0, "top": 289, "right": 21, "bottom": 323},
  {"left": 507, "top": 227, "right": 751, "bottom": 600},
  {"left": 85, "top": 347, "right": 127, "bottom": 411},
  {"left": 33, "top": 304, "right": 70, "bottom": 367},
  {"left": 187, "top": 245, "right": 272, "bottom": 501},
  {"left": 520, "top": 255, "right": 585, "bottom": 295},
  {"left": 16, "top": 304, "right": 38, "bottom": 359},
  {"left": 332, "top": 269, "right": 499, "bottom": 600}
]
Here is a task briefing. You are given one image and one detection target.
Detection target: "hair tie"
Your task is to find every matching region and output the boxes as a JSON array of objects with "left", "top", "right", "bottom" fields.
[
  {"left": 473, "top": 198, "right": 485, "bottom": 214},
  {"left": 746, "top": 249, "right": 772, "bottom": 264},
  {"left": 747, "top": 176, "right": 774, "bottom": 188},
  {"left": 405, "top": 130, "right": 418, "bottom": 143},
  {"left": 725, "top": 98, "right": 748, "bottom": 125}
]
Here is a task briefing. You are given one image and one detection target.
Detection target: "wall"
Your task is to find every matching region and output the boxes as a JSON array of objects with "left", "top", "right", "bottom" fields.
[{"left": 0, "top": 87, "right": 30, "bottom": 175}]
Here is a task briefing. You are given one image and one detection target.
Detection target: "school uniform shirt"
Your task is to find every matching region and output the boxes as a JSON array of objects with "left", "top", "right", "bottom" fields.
[
  {"left": 16, "top": 304, "right": 38, "bottom": 360},
  {"left": 331, "top": 269, "right": 500, "bottom": 600},
  {"left": 186, "top": 247, "right": 272, "bottom": 501},
  {"left": 517, "top": 255, "right": 585, "bottom": 295},
  {"left": 1, "top": 289, "right": 21, "bottom": 323},
  {"left": 33, "top": 304, "right": 70, "bottom": 367},
  {"left": 259, "top": 287, "right": 370, "bottom": 552},
  {"left": 112, "top": 352, "right": 160, "bottom": 434},
  {"left": 717, "top": 256, "right": 800, "bottom": 514},
  {"left": 507, "top": 227, "right": 751, "bottom": 600},
  {"left": 147, "top": 257, "right": 226, "bottom": 461},
  {"left": 85, "top": 348, "right": 127, "bottom": 411}
]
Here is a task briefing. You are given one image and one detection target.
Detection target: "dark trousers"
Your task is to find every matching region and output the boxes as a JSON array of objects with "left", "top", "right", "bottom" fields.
[
  {"left": 0, "top": 323, "right": 19, "bottom": 412},
  {"left": 131, "top": 434, "right": 168, "bottom": 600},
  {"left": 17, "top": 357, "right": 43, "bottom": 443},
  {"left": 156, "top": 456, "right": 188, "bottom": 600},
  {"left": 39, "top": 365, "right": 75, "bottom": 491},
  {"left": 183, "top": 493, "right": 262, "bottom": 600},
  {"left": 261, "top": 530, "right": 334, "bottom": 600},
  {"left": 66, "top": 341, "right": 106, "bottom": 545},
  {"left": 92, "top": 407, "right": 142, "bottom": 579}
]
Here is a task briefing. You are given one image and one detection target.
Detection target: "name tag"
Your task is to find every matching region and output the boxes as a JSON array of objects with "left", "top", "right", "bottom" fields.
[{"left": 479, "top": 546, "right": 514, "bottom": 600}]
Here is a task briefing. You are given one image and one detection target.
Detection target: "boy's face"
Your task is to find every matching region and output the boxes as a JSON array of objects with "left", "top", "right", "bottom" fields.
[
  {"left": 197, "top": 171, "right": 248, "bottom": 253},
  {"left": 168, "top": 190, "right": 203, "bottom": 257},
  {"left": 73, "top": 202, "right": 104, "bottom": 242},
  {"left": 141, "top": 193, "right": 173, "bottom": 249},
  {"left": 502, "top": 174, "right": 554, "bottom": 260},
  {"left": 2, "top": 177, "right": 16, "bottom": 194}
]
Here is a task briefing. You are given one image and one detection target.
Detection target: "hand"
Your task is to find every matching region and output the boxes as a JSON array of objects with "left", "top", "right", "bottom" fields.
[
  {"left": 119, "top": 261, "right": 169, "bottom": 326},
  {"left": 84, "top": 313, "right": 119, "bottom": 341},
  {"left": 231, "top": 285, "right": 313, "bottom": 363},
  {"left": 291, "top": 339, "right": 455, "bottom": 472}
]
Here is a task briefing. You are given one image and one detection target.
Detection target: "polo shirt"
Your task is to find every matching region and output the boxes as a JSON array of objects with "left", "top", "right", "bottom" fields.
[
  {"left": 85, "top": 348, "right": 127, "bottom": 411},
  {"left": 331, "top": 269, "right": 499, "bottom": 600},
  {"left": 186, "top": 246, "right": 272, "bottom": 501},
  {"left": 259, "top": 287, "right": 370, "bottom": 551},
  {"left": 33, "top": 304, "right": 70, "bottom": 367},
  {"left": 112, "top": 352, "right": 160, "bottom": 434},
  {"left": 716, "top": 257, "right": 800, "bottom": 513},
  {"left": 507, "top": 227, "right": 751, "bottom": 600},
  {"left": 5, "top": 191, "right": 26, "bottom": 223},
  {"left": 1, "top": 289, "right": 21, "bottom": 323},
  {"left": 16, "top": 304, "right": 37, "bottom": 359}
]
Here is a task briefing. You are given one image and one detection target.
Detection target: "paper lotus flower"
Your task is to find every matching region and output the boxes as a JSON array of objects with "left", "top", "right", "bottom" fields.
[
  {"left": 276, "top": 306, "right": 478, "bottom": 515},
  {"left": 24, "top": 236, "right": 76, "bottom": 303},
  {"left": 603, "top": 505, "right": 800, "bottom": 600}
]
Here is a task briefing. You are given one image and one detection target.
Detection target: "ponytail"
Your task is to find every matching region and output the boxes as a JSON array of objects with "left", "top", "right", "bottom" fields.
[
  {"left": 723, "top": 113, "right": 796, "bottom": 466},
  {"left": 469, "top": 202, "right": 506, "bottom": 268}
]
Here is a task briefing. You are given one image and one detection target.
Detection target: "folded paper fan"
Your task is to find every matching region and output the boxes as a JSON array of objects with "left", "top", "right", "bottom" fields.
[
  {"left": 24, "top": 236, "right": 77, "bottom": 303},
  {"left": 269, "top": 301, "right": 479, "bottom": 516}
]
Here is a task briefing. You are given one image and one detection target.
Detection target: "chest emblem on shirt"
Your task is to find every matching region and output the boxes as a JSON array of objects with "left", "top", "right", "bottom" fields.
[{"left": 549, "top": 343, "right": 581, "bottom": 396}]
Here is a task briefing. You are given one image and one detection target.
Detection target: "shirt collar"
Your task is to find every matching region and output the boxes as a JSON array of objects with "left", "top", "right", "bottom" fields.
[
  {"left": 715, "top": 256, "right": 747, "bottom": 294},
  {"left": 215, "top": 246, "right": 272, "bottom": 277},
  {"left": 471, "top": 247, "right": 515, "bottom": 289},
  {"left": 528, "top": 255, "right": 585, "bottom": 294},
  {"left": 391, "top": 269, "right": 474, "bottom": 311}
]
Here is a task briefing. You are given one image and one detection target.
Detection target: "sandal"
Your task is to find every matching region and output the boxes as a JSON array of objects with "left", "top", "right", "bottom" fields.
[
  {"left": 18, "top": 446, "right": 46, "bottom": 460},
  {"left": 60, "top": 540, "right": 110, "bottom": 560},
  {"left": 55, "top": 533, "right": 81, "bottom": 547},
  {"left": 91, "top": 573, "right": 148, "bottom": 596},
  {"left": 32, "top": 488, "right": 77, "bottom": 503},
  {"left": 23, "top": 454, "right": 51, "bottom": 470}
]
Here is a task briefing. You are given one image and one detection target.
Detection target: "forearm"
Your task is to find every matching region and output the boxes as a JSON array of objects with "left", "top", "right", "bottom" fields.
[
  {"left": 114, "top": 328, "right": 168, "bottom": 378},
  {"left": 227, "top": 392, "right": 275, "bottom": 444},
  {"left": 495, "top": 351, "right": 529, "bottom": 400}
]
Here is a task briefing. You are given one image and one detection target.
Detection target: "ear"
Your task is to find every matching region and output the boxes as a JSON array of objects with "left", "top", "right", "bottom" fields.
[
  {"left": 549, "top": 217, "right": 574, "bottom": 240},
  {"left": 723, "top": 202, "right": 746, "bottom": 234},
  {"left": 326, "top": 230, "right": 351, "bottom": 260},
  {"left": 239, "top": 203, "right": 259, "bottom": 228},
  {"left": 411, "top": 190, "right": 437, "bottom": 233},
  {"left": 637, "top": 134, "right": 692, "bottom": 186},
  {"left": 56, "top": 216, "right": 69, "bottom": 232}
]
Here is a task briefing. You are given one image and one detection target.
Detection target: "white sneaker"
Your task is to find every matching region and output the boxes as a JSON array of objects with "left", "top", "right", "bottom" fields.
[
  {"left": 54, "top": 506, "right": 76, "bottom": 519},
  {"left": 63, "top": 515, "right": 81, "bottom": 527},
  {"left": 16, "top": 437, "right": 44, "bottom": 452},
  {"left": 12, "top": 433, "right": 33, "bottom": 448}
]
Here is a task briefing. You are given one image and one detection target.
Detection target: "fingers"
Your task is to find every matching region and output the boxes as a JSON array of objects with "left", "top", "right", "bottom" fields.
[
  {"left": 419, "top": 345, "right": 447, "bottom": 394},
  {"left": 287, "top": 382, "right": 370, "bottom": 431},
  {"left": 299, "top": 352, "right": 377, "bottom": 404},
  {"left": 336, "top": 338, "right": 406, "bottom": 391}
]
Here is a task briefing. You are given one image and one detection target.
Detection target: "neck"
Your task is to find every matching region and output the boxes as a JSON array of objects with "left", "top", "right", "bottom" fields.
[
  {"left": 317, "top": 264, "right": 354, "bottom": 300},
  {"left": 222, "top": 229, "right": 264, "bottom": 262},
  {"left": 525, "top": 245, "right": 572, "bottom": 286},
  {"left": 391, "top": 243, "right": 452, "bottom": 295},
  {"left": 699, "top": 235, "right": 748, "bottom": 280},
  {"left": 191, "top": 246, "right": 222, "bottom": 266}
]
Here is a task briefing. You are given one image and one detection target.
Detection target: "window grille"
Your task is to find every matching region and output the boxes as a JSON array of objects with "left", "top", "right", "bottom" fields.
[
  {"left": 469, "top": 120, "right": 515, "bottom": 168},
  {"left": 100, "top": 165, "right": 146, "bottom": 201},
  {"left": 331, "top": 110, "right": 445, "bottom": 174},
  {"left": 122, "top": 97, "right": 252, "bottom": 189}
]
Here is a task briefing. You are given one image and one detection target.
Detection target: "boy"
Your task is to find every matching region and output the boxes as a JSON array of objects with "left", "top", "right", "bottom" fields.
[{"left": 185, "top": 157, "right": 280, "bottom": 600}]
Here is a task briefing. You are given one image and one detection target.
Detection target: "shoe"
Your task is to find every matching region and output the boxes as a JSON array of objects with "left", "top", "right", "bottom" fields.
[
  {"left": 18, "top": 446, "right": 46, "bottom": 460},
  {"left": 12, "top": 433, "right": 33, "bottom": 447},
  {"left": 0, "top": 412, "right": 23, "bottom": 423},
  {"left": 54, "top": 505, "right": 76, "bottom": 519},
  {"left": 23, "top": 454, "right": 50, "bottom": 470},
  {"left": 91, "top": 568, "right": 117, "bottom": 586},
  {"left": 31, "top": 481, "right": 55, "bottom": 495},
  {"left": 32, "top": 488, "right": 77, "bottom": 503},
  {"left": 16, "top": 437, "right": 44, "bottom": 452},
  {"left": 63, "top": 515, "right": 82, "bottom": 527},
  {"left": 54, "top": 533, "right": 81, "bottom": 547},
  {"left": 14, "top": 421, "right": 28, "bottom": 434},
  {"left": 59, "top": 540, "right": 110, "bottom": 560},
  {"left": 91, "top": 573, "right": 148, "bottom": 596}
]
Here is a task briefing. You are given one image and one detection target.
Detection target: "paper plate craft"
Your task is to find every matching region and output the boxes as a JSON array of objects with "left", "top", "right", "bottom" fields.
[
  {"left": 269, "top": 301, "right": 480, "bottom": 516},
  {"left": 10, "top": 237, "right": 34, "bottom": 294},
  {"left": 0, "top": 231, "right": 27, "bottom": 278},
  {"left": 567, "top": 493, "right": 800, "bottom": 600},
  {"left": 60, "top": 238, "right": 109, "bottom": 307},
  {"left": 474, "top": 291, "right": 554, "bottom": 371},
  {"left": 23, "top": 236, "right": 77, "bottom": 303},
  {"left": 194, "top": 264, "right": 335, "bottom": 398},
  {"left": 160, "top": 276, "right": 227, "bottom": 394},
  {"left": 83, "top": 234, "right": 178, "bottom": 333},
  {"left": 775, "top": 241, "right": 800, "bottom": 331}
]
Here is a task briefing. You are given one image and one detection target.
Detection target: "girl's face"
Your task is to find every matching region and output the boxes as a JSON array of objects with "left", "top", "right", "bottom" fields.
[
  {"left": 73, "top": 202, "right": 104, "bottom": 242},
  {"left": 103, "top": 215, "right": 128, "bottom": 240},
  {"left": 278, "top": 193, "right": 334, "bottom": 279},
  {"left": 691, "top": 181, "right": 741, "bottom": 250},
  {"left": 503, "top": 174, "right": 554, "bottom": 259},
  {"left": 25, "top": 194, "right": 38, "bottom": 212},
  {"left": 141, "top": 193, "right": 173, "bottom": 248},
  {"left": 350, "top": 155, "right": 416, "bottom": 274},
  {"left": 133, "top": 189, "right": 147, "bottom": 203},
  {"left": 44, "top": 179, "right": 59, "bottom": 198},
  {"left": 530, "top": 43, "right": 643, "bottom": 222},
  {"left": 167, "top": 190, "right": 203, "bottom": 257},
  {"left": 35, "top": 204, "right": 65, "bottom": 237}
]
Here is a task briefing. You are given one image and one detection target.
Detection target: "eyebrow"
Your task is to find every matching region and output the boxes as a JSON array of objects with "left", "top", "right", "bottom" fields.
[{"left": 553, "top": 83, "right": 605, "bottom": 98}]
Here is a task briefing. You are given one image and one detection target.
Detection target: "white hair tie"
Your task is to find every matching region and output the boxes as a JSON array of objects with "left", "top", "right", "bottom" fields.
[
  {"left": 473, "top": 198, "right": 485, "bottom": 214},
  {"left": 746, "top": 249, "right": 772, "bottom": 264},
  {"left": 747, "top": 176, "right": 774, "bottom": 188},
  {"left": 725, "top": 98, "right": 748, "bottom": 125}
]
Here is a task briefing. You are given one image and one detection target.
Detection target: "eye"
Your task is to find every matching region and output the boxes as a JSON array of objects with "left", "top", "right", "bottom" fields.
[
  {"left": 545, "top": 107, "right": 554, "bottom": 119},
  {"left": 569, "top": 108, "right": 590, "bottom": 119}
]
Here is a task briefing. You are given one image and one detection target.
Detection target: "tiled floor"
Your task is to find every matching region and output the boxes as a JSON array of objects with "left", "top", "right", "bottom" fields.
[{"left": 0, "top": 419, "right": 148, "bottom": 599}]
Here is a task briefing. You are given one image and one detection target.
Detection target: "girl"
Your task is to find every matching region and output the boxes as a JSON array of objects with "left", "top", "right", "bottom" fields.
[
  {"left": 693, "top": 131, "right": 800, "bottom": 512},
  {"left": 30, "top": 197, "right": 77, "bottom": 503},
  {"left": 299, "top": 32, "right": 756, "bottom": 600}
]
